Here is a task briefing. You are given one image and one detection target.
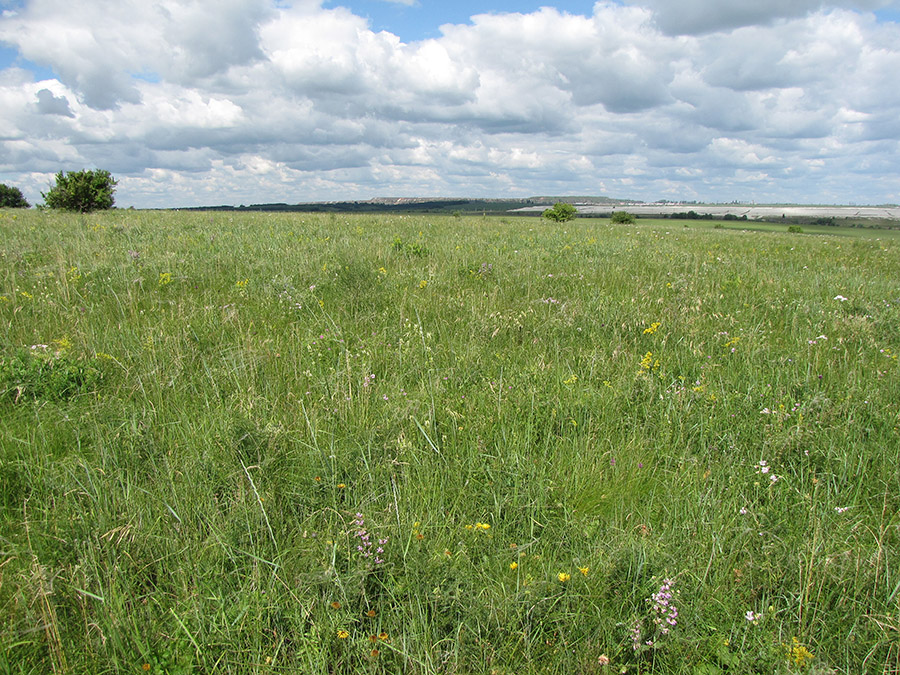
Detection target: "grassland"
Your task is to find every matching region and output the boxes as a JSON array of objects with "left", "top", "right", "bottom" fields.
[{"left": 1, "top": 209, "right": 898, "bottom": 674}]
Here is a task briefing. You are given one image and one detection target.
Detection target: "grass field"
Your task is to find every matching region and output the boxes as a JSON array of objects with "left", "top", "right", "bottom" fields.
[{"left": 1, "top": 209, "right": 898, "bottom": 674}]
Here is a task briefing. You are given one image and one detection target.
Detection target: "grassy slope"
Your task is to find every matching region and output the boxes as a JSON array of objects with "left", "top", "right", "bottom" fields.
[{"left": 1, "top": 209, "right": 898, "bottom": 674}]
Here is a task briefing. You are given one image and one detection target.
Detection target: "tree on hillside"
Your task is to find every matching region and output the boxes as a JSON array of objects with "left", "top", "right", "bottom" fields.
[
  {"left": 0, "top": 183, "right": 30, "bottom": 208},
  {"left": 42, "top": 169, "right": 117, "bottom": 212},
  {"left": 542, "top": 202, "right": 577, "bottom": 222}
]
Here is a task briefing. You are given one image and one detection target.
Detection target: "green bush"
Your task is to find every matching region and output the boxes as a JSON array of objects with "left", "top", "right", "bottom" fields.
[
  {"left": 611, "top": 210, "right": 636, "bottom": 224},
  {"left": 542, "top": 202, "right": 577, "bottom": 222},
  {"left": 42, "top": 169, "right": 117, "bottom": 212},
  {"left": 0, "top": 183, "right": 29, "bottom": 208}
]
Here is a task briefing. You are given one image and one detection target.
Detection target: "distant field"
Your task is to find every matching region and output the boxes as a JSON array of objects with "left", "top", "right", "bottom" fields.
[
  {"left": 514, "top": 203, "right": 900, "bottom": 222},
  {"left": 1, "top": 209, "right": 899, "bottom": 673}
]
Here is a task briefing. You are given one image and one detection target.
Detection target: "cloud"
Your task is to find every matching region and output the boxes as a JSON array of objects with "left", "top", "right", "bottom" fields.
[
  {"left": 631, "top": 0, "right": 900, "bottom": 35},
  {"left": 33, "top": 87, "right": 72, "bottom": 116},
  {"left": 1, "top": 1, "right": 899, "bottom": 206},
  {"left": 0, "top": 0, "right": 272, "bottom": 108}
]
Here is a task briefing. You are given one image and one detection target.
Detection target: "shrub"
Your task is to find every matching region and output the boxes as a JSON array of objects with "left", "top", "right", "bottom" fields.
[
  {"left": 0, "top": 183, "right": 29, "bottom": 208},
  {"left": 787, "top": 225, "right": 804, "bottom": 233},
  {"left": 542, "top": 202, "right": 577, "bottom": 222},
  {"left": 611, "top": 211, "right": 636, "bottom": 224},
  {"left": 42, "top": 169, "right": 117, "bottom": 212}
]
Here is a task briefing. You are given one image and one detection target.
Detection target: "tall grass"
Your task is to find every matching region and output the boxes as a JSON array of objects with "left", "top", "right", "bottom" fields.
[{"left": 1, "top": 208, "right": 898, "bottom": 673}]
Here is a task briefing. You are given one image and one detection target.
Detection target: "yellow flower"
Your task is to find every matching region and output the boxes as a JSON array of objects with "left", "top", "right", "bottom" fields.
[
  {"left": 419, "top": 279, "right": 428, "bottom": 289},
  {"left": 578, "top": 566, "right": 589, "bottom": 576},
  {"left": 158, "top": 272, "right": 171, "bottom": 286},
  {"left": 337, "top": 630, "right": 349, "bottom": 639},
  {"left": 789, "top": 637, "right": 814, "bottom": 668},
  {"left": 510, "top": 562, "right": 518, "bottom": 571},
  {"left": 330, "top": 601, "right": 341, "bottom": 609},
  {"left": 336, "top": 483, "right": 346, "bottom": 489},
  {"left": 643, "top": 322, "right": 661, "bottom": 335},
  {"left": 557, "top": 572, "right": 571, "bottom": 583}
]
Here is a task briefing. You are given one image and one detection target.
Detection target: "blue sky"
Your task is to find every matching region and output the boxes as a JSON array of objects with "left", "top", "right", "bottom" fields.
[
  {"left": 2, "top": 0, "right": 900, "bottom": 208},
  {"left": 325, "top": 1, "right": 600, "bottom": 41}
]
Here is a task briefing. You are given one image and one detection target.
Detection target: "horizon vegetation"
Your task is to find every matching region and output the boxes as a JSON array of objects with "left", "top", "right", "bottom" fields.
[{"left": 0, "top": 208, "right": 898, "bottom": 673}]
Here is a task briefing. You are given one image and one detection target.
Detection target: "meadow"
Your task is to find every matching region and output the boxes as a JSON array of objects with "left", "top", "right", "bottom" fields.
[{"left": 0, "top": 209, "right": 898, "bottom": 674}]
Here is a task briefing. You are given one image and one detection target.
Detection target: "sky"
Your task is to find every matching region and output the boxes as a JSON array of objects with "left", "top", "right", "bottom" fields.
[{"left": 1, "top": 0, "right": 900, "bottom": 208}]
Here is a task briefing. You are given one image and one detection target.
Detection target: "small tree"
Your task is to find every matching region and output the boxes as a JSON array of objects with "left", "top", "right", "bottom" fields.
[
  {"left": 43, "top": 169, "right": 117, "bottom": 212},
  {"left": 611, "top": 211, "right": 636, "bottom": 224},
  {"left": 0, "top": 183, "right": 30, "bottom": 208},
  {"left": 542, "top": 202, "right": 577, "bottom": 222}
]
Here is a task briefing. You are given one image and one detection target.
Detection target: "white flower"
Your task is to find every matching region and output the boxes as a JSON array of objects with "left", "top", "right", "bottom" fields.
[{"left": 834, "top": 295, "right": 848, "bottom": 302}]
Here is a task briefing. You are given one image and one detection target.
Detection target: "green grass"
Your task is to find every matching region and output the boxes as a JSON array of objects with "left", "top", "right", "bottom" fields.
[{"left": 1, "top": 208, "right": 899, "bottom": 674}]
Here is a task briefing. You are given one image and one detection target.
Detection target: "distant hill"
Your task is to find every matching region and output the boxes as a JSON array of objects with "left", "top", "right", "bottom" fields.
[{"left": 176, "top": 196, "right": 636, "bottom": 214}]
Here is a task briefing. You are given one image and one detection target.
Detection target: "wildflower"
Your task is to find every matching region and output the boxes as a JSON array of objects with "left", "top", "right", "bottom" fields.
[
  {"left": 557, "top": 572, "right": 571, "bottom": 583},
  {"left": 630, "top": 621, "right": 643, "bottom": 651},
  {"left": 337, "top": 630, "right": 349, "bottom": 639},
  {"left": 158, "top": 272, "right": 171, "bottom": 286},
  {"left": 370, "top": 649, "right": 380, "bottom": 657},
  {"left": 598, "top": 654, "right": 610, "bottom": 666},
  {"left": 337, "top": 483, "right": 346, "bottom": 489},
  {"left": 834, "top": 295, "right": 848, "bottom": 302},
  {"left": 510, "top": 562, "right": 518, "bottom": 571},
  {"left": 379, "top": 632, "right": 389, "bottom": 641},
  {"left": 835, "top": 506, "right": 849, "bottom": 513},
  {"left": 366, "top": 609, "right": 376, "bottom": 618},
  {"left": 788, "top": 637, "right": 814, "bottom": 668},
  {"left": 649, "top": 578, "right": 678, "bottom": 635},
  {"left": 643, "top": 322, "right": 661, "bottom": 335},
  {"left": 745, "top": 610, "right": 761, "bottom": 624},
  {"left": 330, "top": 601, "right": 341, "bottom": 610},
  {"left": 419, "top": 279, "right": 428, "bottom": 289},
  {"left": 142, "top": 665, "right": 151, "bottom": 672},
  {"left": 578, "top": 566, "right": 589, "bottom": 576},
  {"left": 354, "top": 513, "right": 388, "bottom": 564}
]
